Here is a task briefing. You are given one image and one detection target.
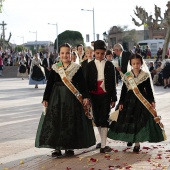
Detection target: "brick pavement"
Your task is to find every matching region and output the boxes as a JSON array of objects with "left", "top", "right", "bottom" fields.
[{"left": 0, "top": 78, "right": 170, "bottom": 170}]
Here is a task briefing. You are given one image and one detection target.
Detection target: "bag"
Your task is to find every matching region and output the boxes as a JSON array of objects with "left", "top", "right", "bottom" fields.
[
  {"left": 109, "top": 109, "right": 119, "bottom": 122},
  {"left": 163, "top": 62, "right": 170, "bottom": 71}
]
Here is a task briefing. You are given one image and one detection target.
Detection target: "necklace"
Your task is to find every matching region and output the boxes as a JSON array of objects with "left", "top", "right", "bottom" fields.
[{"left": 63, "top": 62, "right": 71, "bottom": 70}]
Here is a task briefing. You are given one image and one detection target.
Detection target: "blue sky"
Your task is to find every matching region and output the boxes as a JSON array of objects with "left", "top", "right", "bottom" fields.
[{"left": 1, "top": 0, "right": 168, "bottom": 45}]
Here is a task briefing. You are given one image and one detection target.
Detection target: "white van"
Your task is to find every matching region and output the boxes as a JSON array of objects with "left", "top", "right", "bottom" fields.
[{"left": 137, "top": 39, "right": 166, "bottom": 58}]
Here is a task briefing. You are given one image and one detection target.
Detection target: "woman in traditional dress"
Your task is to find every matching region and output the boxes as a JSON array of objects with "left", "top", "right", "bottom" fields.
[
  {"left": 17, "top": 55, "right": 27, "bottom": 80},
  {"left": 35, "top": 43, "right": 96, "bottom": 157},
  {"left": 108, "top": 53, "right": 165, "bottom": 153},
  {"left": 29, "top": 53, "right": 46, "bottom": 88}
]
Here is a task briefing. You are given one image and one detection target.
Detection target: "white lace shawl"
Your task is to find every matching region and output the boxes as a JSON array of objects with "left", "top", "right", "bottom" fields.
[
  {"left": 52, "top": 62, "right": 80, "bottom": 81},
  {"left": 122, "top": 70, "right": 149, "bottom": 90}
]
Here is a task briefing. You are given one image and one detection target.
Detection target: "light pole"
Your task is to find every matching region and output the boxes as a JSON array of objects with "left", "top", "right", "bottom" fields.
[
  {"left": 17, "top": 36, "right": 24, "bottom": 46},
  {"left": 48, "top": 23, "right": 58, "bottom": 54},
  {"left": 29, "top": 31, "right": 37, "bottom": 52},
  {"left": 81, "top": 7, "right": 95, "bottom": 41}
]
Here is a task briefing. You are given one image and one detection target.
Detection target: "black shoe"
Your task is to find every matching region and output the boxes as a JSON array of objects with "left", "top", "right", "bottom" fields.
[
  {"left": 96, "top": 143, "right": 101, "bottom": 149},
  {"left": 127, "top": 142, "right": 133, "bottom": 147},
  {"left": 100, "top": 146, "right": 112, "bottom": 153},
  {"left": 133, "top": 145, "right": 140, "bottom": 153},
  {"left": 164, "top": 86, "right": 167, "bottom": 89},
  {"left": 65, "top": 150, "right": 74, "bottom": 156},
  {"left": 51, "top": 150, "right": 62, "bottom": 157}
]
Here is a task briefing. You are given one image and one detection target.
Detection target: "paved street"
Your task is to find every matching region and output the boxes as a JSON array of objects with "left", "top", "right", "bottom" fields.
[{"left": 0, "top": 78, "right": 170, "bottom": 170}]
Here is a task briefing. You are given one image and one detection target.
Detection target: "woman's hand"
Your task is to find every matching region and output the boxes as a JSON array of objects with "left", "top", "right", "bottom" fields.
[
  {"left": 119, "top": 104, "right": 123, "bottom": 111},
  {"left": 42, "top": 100, "right": 48, "bottom": 107},
  {"left": 110, "top": 102, "right": 115, "bottom": 108},
  {"left": 151, "top": 102, "right": 155, "bottom": 109},
  {"left": 83, "top": 98, "right": 90, "bottom": 106}
]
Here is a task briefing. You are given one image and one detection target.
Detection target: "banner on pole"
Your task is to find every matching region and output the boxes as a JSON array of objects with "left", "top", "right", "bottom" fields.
[{"left": 86, "top": 34, "right": 90, "bottom": 42}]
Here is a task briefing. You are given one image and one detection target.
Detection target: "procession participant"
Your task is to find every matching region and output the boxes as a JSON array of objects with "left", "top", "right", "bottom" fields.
[
  {"left": 108, "top": 53, "right": 166, "bottom": 152},
  {"left": 17, "top": 55, "right": 27, "bottom": 80},
  {"left": 113, "top": 43, "right": 131, "bottom": 74},
  {"left": 35, "top": 43, "right": 96, "bottom": 157},
  {"left": 42, "top": 51, "right": 53, "bottom": 80},
  {"left": 81, "top": 46, "right": 94, "bottom": 79},
  {"left": 86, "top": 40, "right": 117, "bottom": 153},
  {"left": 29, "top": 53, "right": 46, "bottom": 88}
]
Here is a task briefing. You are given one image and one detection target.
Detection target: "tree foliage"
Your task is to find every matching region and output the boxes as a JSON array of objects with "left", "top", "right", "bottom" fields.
[
  {"left": 54, "top": 30, "right": 84, "bottom": 49},
  {"left": 0, "top": 0, "right": 5, "bottom": 13},
  {"left": 15, "top": 45, "right": 25, "bottom": 52}
]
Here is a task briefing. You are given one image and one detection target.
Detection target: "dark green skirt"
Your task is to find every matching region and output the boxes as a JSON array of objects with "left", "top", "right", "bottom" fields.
[
  {"left": 108, "top": 91, "right": 165, "bottom": 143},
  {"left": 35, "top": 84, "right": 96, "bottom": 150}
]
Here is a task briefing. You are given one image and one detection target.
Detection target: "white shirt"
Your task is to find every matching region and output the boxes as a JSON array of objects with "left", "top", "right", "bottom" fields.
[
  {"left": 94, "top": 59, "right": 106, "bottom": 92},
  {"left": 94, "top": 59, "right": 106, "bottom": 81},
  {"left": 47, "top": 58, "right": 49, "bottom": 67},
  {"left": 88, "top": 58, "right": 92, "bottom": 63},
  {"left": 112, "top": 57, "right": 119, "bottom": 67}
]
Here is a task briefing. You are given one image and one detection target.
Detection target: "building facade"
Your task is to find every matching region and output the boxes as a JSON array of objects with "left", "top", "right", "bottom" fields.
[{"left": 24, "top": 41, "right": 54, "bottom": 52}]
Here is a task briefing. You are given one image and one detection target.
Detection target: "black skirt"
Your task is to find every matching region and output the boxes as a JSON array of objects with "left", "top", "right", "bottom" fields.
[
  {"left": 35, "top": 83, "right": 96, "bottom": 150},
  {"left": 108, "top": 90, "right": 164, "bottom": 143},
  {"left": 19, "top": 65, "right": 26, "bottom": 73},
  {"left": 31, "top": 65, "right": 45, "bottom": 81}
]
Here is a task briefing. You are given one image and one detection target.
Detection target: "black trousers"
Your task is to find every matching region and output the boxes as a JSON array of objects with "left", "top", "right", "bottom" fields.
[{"left": 90, "top": 93, "right": 111, "bottom": 127}]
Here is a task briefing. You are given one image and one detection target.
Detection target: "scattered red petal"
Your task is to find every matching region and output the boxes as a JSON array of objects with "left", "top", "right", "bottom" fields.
[
  {"left": 125, "top": 166, "right": 132, "bottom": 169},
  {"left": 115, "top": 158, "right": 120, "bottom": 161},
  {"left": 105, "top": 155, "right": 110, "bottom": 159},
  {"left": 157, "top": 154, "right": 162, "bottom": 156},
  {"left": 90, "top": 158, "right": 97, "bottom": 162},
  {"left": 66, "top": 168, "right": 71, "bottom": 170},
  {"left": 152, "top": 147, "right": 158, "bottom": 149},
  {"left": 112, "top": 149, "right": 118, "bottom": 152},
  {"left": 108, "top": 166, "right": 114, "bottom": 170},
  {"left": 165, "top": 150, "right": 170, "bottom": 152},
  {"left": 143, "top": 146, "right": 151, "bottom": 150}
]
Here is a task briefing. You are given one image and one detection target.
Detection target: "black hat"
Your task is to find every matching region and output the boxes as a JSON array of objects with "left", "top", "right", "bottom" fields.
[{"left": 94, "top": 40, "right": 107, "bottom": 51}]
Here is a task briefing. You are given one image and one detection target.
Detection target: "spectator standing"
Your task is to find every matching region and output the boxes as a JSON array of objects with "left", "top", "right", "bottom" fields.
[
  {"left": 0, "top": 54, "right": 3, "bottom": 76},
  {"left": 152, "top": 62, "right": 162, "bottom": 85},
  {"left": 135, "top": 44, "right": 141, "bottom": 54},
  {"left": 161, "top": 55, "right": 170, "bottom": 88},
  {"left": 157, "top": 48, "right": 162, "bottom": 61},
  {"left": 147, "top": 48, "right": 152, "bottom": 58}
]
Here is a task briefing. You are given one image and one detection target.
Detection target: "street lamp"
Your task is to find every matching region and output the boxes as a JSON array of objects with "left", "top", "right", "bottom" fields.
[
  {"left": 81, "top": 7, "right": 95, "bottom": 41},
  {"left": 48, "top": 23, "right": 58, "bottom": 54},
  {"left": 29, "top": 31, "right": 37, "bottom": 52},
  {"left": 17, "top": 36, "right": 24, "bottom": 46}
]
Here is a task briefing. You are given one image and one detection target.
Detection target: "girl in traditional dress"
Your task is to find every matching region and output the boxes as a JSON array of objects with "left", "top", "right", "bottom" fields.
[
  {"left": 17, "top": 55, "right": 27, "bottom": 80},
  {"left": 35, "top": 43, "right": 96, "bottom": 157},
  {"left": 108, "top": 53, "right": 165, "bottom": 153},
  {"left": 29, "top": 53, "right": 46, "bottom": 88}
]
